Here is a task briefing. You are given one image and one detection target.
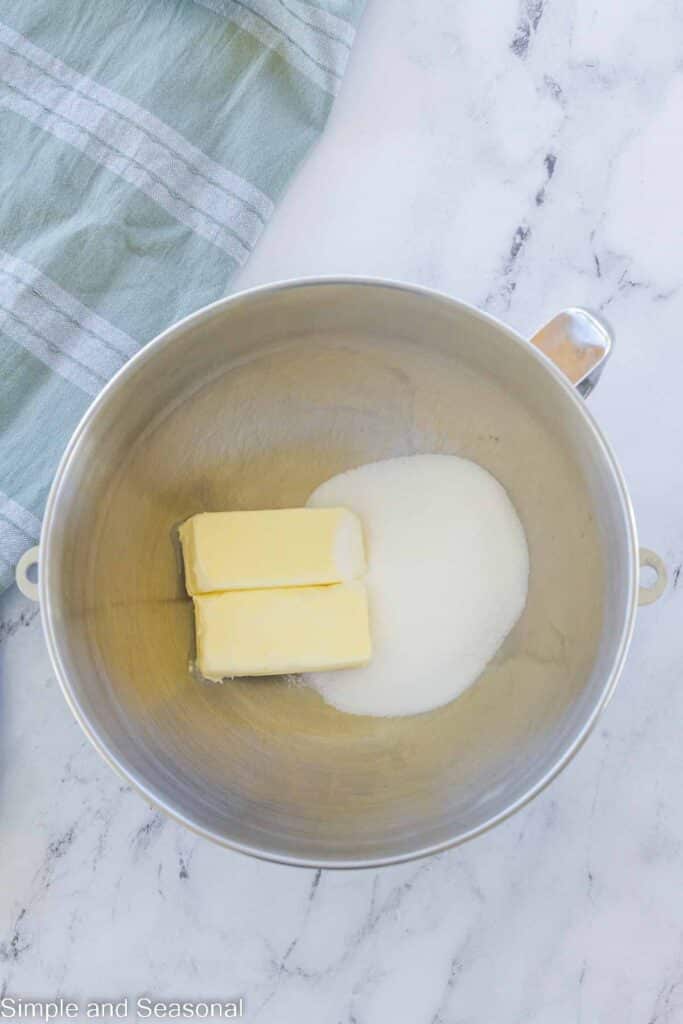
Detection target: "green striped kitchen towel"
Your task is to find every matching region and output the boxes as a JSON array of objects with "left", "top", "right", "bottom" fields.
[{"left": 0, "top": 0, "right": 365, "bottom": 592}]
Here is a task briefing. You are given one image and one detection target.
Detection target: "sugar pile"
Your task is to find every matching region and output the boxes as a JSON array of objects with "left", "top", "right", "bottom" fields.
[{"left": 306, "top": 454, "right": 529, "bottom": 717}]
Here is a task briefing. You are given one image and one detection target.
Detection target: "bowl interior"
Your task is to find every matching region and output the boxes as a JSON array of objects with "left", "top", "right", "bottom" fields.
[{"left": 44, "top": 282, "right": 634, "bottom": 865}]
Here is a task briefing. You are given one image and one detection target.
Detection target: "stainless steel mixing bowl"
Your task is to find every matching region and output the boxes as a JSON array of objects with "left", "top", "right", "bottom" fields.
[{"left": 19, "top": 280, "right": 665, "bottom": 867}]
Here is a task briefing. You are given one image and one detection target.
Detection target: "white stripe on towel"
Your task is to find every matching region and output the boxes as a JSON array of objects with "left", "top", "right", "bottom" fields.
[
  {"left": 0, "top": 490, "right": 41, "bottom": 540},
  {"left": 0, "top": 251, "right": 138, "bottom": 361},
  {"left": 0, "top": 514, "right": 37, "bottom": 569},
  {"left": 0, "top": 266, "right": 119, "bottom": 395},
  {"left": 285, "top": 0, "right": 356, "bottom": 47}
]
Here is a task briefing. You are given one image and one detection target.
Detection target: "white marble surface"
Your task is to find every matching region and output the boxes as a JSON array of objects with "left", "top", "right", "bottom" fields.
[{"left": 3, "top": 0, "right": 683, "bottom": 1019}]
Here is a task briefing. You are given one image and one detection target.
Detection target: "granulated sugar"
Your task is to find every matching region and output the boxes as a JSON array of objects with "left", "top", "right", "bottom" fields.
[{"left": 306, "top": 454, "right": 529, "bottom": 717}]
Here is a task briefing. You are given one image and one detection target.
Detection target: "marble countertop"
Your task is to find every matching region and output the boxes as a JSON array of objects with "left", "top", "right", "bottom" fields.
[{"left": 3, "top": 0, "right": 683, "bottom": 1019}]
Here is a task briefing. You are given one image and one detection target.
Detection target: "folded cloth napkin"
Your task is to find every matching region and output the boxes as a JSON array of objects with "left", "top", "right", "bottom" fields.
[{"left": 0, "top": 0, "right": 364, "bottom": 592}]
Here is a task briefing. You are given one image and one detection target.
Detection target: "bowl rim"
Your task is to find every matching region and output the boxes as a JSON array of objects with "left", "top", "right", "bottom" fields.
[{"left": 39, "top": 276, "right": 639, "bottom": 869}]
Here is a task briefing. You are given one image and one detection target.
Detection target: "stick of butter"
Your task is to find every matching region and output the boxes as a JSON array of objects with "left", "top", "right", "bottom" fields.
[
  {"left": 179, "top": 508, "right": 365, "bottom": 595},
  {"left": 193, "top": 582, "right": 372, "bottom": 679}
]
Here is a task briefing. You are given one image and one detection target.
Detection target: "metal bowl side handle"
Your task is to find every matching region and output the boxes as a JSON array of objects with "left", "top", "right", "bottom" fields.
[
  {"left": 529, "top": 307, "right": 613, "bottom": 398},
  {"left": 16, "top": 545, "right": 40, "bottom": 602},
  {"left": 638, "top": 548, "right": 667, "bottom": 606}
]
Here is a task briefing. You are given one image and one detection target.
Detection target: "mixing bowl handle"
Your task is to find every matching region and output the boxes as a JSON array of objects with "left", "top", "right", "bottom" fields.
[
  {"left": 638, "top": 548, "right": 667, "bottom": 606},
  {"left": 529, "top": 307, "right": 612, "bottom": 398},
  {"left": 15, "top": 544, "right": 40, "bottom": 602}
]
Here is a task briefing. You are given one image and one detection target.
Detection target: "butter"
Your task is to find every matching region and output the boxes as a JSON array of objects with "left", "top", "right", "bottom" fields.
[
  {"left": 179, "top": 508, "right": 365, "bottom": 595},
  {"left": 193, "top": 582, "right": 372, "bottom": 679}
]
